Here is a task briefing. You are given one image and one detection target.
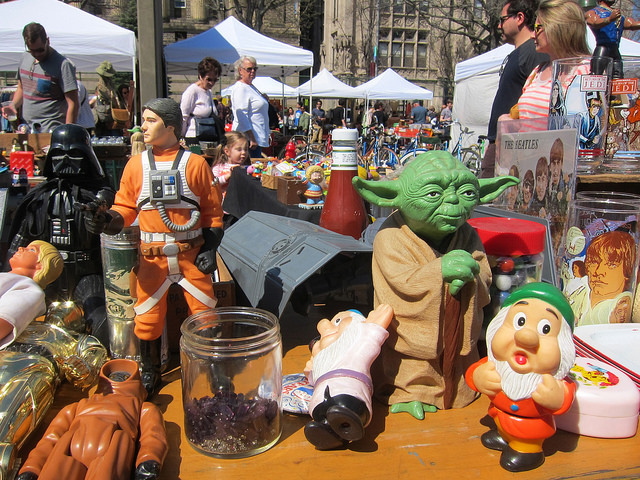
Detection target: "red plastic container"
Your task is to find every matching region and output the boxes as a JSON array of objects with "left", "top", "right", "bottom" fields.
[{"left": 10, "top": 151, "right": 35, "bottom": 177}]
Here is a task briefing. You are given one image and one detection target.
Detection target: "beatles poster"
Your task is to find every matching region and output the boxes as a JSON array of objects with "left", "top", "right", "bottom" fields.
[{"left": 494, "top": 128, "right": 579, "bottom": 254}]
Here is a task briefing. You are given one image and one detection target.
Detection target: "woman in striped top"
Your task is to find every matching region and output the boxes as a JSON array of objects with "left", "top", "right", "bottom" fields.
[{"left": 515, "top": 0, "right": 591, "bottom": 120}]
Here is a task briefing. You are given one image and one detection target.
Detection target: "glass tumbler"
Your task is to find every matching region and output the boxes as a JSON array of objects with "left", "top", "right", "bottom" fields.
[
  {"left": 180, "top": 307, "right": 283, "bottom": 458},
  {"left": 557, "top": 199, "right": 640, "bottom": 327}
]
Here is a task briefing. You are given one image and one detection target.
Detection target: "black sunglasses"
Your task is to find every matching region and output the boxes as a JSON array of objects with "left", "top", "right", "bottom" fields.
[{"left": 243, "top": 66, "right": 258, "bottom": 72}]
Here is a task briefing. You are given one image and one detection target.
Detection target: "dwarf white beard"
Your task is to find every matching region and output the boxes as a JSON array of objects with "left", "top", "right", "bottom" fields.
[
  {"left": 485, "top": 306, "right": 576, "bottom": 402},
  {"left": 310, "top": 316, "right": 365, "bottom": 382},
  {"left": 493, "top": 359, "right": 543, "bottom": 401}
]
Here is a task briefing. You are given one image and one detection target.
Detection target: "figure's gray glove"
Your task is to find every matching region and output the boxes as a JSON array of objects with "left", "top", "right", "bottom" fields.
[
  {"left": 134, "top": 460, "right": 161, "bottom": 480},
  {"left": 195, "top": 227, "right": 224, "bottom": 274}
]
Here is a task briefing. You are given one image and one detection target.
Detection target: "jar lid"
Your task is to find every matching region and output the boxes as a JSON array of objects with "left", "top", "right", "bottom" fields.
[
  {"left": 468, "top": 217, "right": 546, "bottom": 255},
  {"left": 331, "top": 128, "right": 359, "bottom": 142}
]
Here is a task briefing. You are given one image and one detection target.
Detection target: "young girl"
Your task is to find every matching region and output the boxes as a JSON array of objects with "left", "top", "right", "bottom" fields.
[{"left": 211, "top": 131, "right": 249, "bottom": 198}]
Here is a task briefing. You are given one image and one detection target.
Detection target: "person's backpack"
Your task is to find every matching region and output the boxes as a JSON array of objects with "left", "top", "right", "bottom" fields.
[{"left": 326, "top": 108, "right": 334, "bottom": 125}]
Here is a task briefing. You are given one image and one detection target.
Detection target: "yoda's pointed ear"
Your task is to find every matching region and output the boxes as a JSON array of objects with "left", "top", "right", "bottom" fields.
[
  {"left": 477, "top": 175, "right": 520, "bottom": 204},
  {"left": 352, "top": 177, "right": 400, "bottom": 208}
]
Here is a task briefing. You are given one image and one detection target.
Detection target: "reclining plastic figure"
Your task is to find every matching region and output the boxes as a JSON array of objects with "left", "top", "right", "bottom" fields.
[
  {"left": 0, "top": 241, "right": 107, "bottom": 479},
  {"left": 0, "top": 325, "right": 108, "bottom": 479},
  {"left": 81, "top": 98, "right": 224, "bottom": 395},
  {"left": 16, "top": 358, "right": 168, "bottom": 480},
  {"left": 304, "top": 304, "right": 393, "bottom": 450},
  {"left": 353, "top": 151, "right": 518, "bottom": 418},
  {"left": 7, "top": 124, "right": 115, "bottom": 346},
  {"left": 0, "top": 240, "right": 63, "bottom": 348}
]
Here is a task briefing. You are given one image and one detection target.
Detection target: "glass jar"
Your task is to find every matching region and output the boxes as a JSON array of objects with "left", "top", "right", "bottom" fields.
[
  {"left": 180, "top": 307, "right": 283, "bottom": 458},
  {"left": 468, "top": 217, "right": 546, "bottom": 325}
]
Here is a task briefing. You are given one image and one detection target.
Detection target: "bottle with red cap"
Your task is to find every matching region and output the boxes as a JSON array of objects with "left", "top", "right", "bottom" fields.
[
  {"left": 468, "top": 217, "right": 546, "bottom": 324},
  {"left": 319, "top": 128, "right": 368, "bottom": 239}
]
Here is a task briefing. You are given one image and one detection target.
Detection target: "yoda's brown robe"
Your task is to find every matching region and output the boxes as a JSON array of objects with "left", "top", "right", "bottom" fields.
[{"left": 372, "top": 211, "right": 491, "bottom": 409}]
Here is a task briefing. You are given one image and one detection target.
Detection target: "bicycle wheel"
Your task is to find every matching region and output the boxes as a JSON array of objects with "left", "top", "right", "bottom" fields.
[
  {"left": 294, "top": 150, "right": 326, "bottom": 164},
  {"left": 460, "top": 148, "right": 481, "bottom": 176},
  {"left": 399, "top": 148, "right": 430, "bottom": 166},
  {"left": 377, "top": 147, "right": 399, "bottom": 168}
]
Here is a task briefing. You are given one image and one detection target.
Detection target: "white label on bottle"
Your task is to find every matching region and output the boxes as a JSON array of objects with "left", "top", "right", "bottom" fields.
[{"left": 331, "top": 150, "right": 358, "bottom": 169}]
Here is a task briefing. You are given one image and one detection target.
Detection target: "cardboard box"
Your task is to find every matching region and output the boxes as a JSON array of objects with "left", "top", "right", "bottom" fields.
[
  {"left": 277, "top": 175, "right": 306, "bottom": 204},
  {"left": 261, "top": 173, "right": 278, "bottom": 189},
  {"left": 166, "top": 253, "right": 236, "bottom": 352}
]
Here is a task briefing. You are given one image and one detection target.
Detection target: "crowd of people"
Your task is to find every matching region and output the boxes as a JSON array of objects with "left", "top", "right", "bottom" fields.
[
  {"left": 2, "top": 0, "right": 626, "bottom": 165},
  {"left": 0, "top": 22, "right": 133, "bottom": 137}
]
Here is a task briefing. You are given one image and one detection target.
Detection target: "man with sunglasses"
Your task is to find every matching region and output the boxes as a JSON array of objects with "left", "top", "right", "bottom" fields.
[
  {"left": 1, "top": 22, "right": 78, "bottom": 132},
  {"left": 480, "top": 0, "right": 548, "bottom": 178}
]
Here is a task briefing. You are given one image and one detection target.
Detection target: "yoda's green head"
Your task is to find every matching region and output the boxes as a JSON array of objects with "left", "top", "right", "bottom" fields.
[{"left": 353, "top": 151, "right": 518, "bottom": 246}]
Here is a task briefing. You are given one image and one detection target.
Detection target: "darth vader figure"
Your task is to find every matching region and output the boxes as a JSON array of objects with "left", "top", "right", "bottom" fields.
[{"left": 6, "top": 124, "right": 115, "bottom": 346}]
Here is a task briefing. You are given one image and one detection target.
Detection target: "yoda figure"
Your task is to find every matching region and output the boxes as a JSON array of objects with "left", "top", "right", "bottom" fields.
[{"left": 353, "top": 151, "right": 518, "bottom": 419}]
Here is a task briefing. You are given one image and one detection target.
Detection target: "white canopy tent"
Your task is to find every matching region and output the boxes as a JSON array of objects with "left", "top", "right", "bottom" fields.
[
  {"left": 296, "top": 68, "right": 364, "bottom": 98},
  {"left": 164, "top": 16, "right": 314, "bottom": 77},
  {"left": 221, "top": 77, "right": 298, "bottom": 97},
  {"left": 0, "top": 0, "right": 136, "bottom": 72},
  {"left": 452, "top": 31, "right": 640, "bottom": 149},
  {"left": 353, "top": 68, "right": 433, "bottom": 100}
]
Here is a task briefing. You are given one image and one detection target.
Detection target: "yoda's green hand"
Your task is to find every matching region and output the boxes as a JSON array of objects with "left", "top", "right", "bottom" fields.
[
  {"left": 441, "top": 249, "right": 480, "bottom": 296},
  {"left": 390, "top": 401, "right": 438, "bottom": 420}
]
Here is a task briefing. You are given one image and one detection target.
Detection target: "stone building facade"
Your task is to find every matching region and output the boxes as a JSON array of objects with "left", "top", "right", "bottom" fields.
[
  {"left": 50, "top": 1, "right": 461, "bottom": 106},
  {"left": 320, "top": 0, "right": 457, "bottom": 107}
]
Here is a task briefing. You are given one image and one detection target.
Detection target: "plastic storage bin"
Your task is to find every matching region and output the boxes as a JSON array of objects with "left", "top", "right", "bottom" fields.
[{"left": 556, "top": 356, "right": 640, "bottom": 438}]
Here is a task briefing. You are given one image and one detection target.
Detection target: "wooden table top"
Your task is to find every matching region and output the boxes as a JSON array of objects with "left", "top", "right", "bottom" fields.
[
  {"left": 160, "top": 345, "right": 640, "bottom": 480},
  {"left": 20, "top": 344, "right": 640, "bottom": 480}
]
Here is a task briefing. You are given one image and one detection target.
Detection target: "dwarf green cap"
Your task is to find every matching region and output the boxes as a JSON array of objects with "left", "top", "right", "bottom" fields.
[
  {"left": 128, "top": 126, "right": 142, "bottom": 133},
  {"left": 502, "top": 282, "right": 574, "bottom": 331}
]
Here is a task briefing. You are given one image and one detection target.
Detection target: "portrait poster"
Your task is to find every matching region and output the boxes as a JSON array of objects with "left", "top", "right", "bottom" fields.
[
  {"left": 548, "top": 57, "right": 610, "bottom": 160},
  {"left": 494, "top": 127, "right": 579, "bottom": 255},
  {"left": 603, "top": 60, "right": 640, "bottom": 172},
  {"left": 556, "top": 206, "right": 639, "bottom": 327}
]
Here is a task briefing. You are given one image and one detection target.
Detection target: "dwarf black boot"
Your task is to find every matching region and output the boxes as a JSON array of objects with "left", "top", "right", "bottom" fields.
[
  {"left": 500, "top": 446, "right": 545, "bottom": 472},
  {"left": 481, "top": 429, "right": 508, "bottom": 451},
  {"left": 139, "top": 337, "right": 162, "bottom": 396},
  {"left": 304, "top": 386, "right": 370, "bottom": 450},
  {"left": 325, "top": 393, "right": 369, "bottom": 442}
]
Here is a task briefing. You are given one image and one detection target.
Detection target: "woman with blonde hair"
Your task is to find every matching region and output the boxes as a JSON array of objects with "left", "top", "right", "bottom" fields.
[
  {"left": 230, "top": 55, "right": 270, "bottom": 158},
  {"left": 515, "top": 0, "right": 591, "bottom": 119}
]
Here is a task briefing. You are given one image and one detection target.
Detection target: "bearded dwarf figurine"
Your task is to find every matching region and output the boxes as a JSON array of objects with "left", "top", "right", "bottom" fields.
[
  {"left": 304, "top": 304, "right": 393, "bottom": 450},
  {"left": 353, "top": 151, "right": 518, "bottom": 419},
  {"left": 465, "top": 282, "right": 576, "bottom": 472}
]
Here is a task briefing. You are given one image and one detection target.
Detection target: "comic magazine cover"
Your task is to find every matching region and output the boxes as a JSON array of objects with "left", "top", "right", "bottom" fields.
[{"left": 495, "top": 127, "right": 579, "bottom": 254}]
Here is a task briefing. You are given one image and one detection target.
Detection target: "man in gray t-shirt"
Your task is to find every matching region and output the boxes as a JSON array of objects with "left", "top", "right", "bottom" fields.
[{"left": 1, "top": 22, "right": 78, "bottom": 132}]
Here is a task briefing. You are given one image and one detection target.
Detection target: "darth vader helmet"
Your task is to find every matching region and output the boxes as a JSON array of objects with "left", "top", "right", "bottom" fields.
[{"left": 44, "top": 124, "right": 106, "bottom": 179}]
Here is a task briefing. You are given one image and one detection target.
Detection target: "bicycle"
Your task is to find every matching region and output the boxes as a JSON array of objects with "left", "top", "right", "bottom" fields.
[
  {"left": 449, "top": 121, "right": 487, "bottom": 176},
  {"left": 359, "top": 124, "right": 399, "bottom": 171},
  {"left": 398, "top": 127, "right": 446, "bottom": 166}
]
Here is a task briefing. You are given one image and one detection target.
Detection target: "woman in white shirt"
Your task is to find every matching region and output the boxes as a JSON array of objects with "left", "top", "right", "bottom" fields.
[
  {"left": 180, "top": 56, "right": 222, "bottom": 146},
  {"left": 230, "top": 56, "right": 270, "bottom": 158}
]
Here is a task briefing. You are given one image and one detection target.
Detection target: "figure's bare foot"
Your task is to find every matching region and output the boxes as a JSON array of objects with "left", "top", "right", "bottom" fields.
[{"left": 389, "top": 400, "right": 437, "bottom": 420}]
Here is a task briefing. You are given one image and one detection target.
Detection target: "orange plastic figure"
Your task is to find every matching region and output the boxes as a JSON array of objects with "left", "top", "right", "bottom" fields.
[
  {"left": 80, "top": 98, "right": 224, "bottom": 394},
  {"left": 17, "top": 358, "right": 168, "bottom": 480},
  {"left": 465, "top": 283, "right": 576, "bottom": 472}
]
